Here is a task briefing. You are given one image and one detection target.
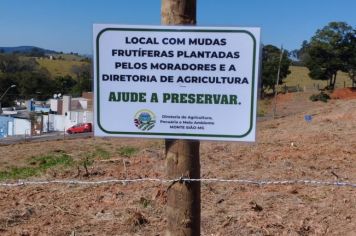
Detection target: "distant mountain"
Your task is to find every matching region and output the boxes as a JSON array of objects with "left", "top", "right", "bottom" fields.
[{"left": 0, "top": 46, "right": 58, "bottom": 54}]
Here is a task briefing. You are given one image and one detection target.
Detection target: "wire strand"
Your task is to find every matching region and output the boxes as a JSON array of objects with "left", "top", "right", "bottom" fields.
[{"left": 0, "top": 178, "right": 356, "bottom": 188}]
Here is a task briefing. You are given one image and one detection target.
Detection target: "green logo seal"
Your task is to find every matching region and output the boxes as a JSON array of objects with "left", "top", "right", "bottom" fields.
[{"left": 134, "top": 109, "right": 156, "bottom": 131}]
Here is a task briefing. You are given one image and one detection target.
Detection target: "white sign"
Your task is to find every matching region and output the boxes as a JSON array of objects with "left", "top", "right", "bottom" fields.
[{"left": 93, "top": 24, "right": 260, "bottom": 141}]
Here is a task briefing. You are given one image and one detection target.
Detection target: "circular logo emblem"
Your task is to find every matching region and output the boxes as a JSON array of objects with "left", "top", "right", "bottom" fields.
[{"left": 134, "top": 109, "right": 156, "bottom": 131}]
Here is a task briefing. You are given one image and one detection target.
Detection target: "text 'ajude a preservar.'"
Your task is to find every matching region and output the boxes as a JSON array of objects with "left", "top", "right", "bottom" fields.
[{"left": 93, "top": 24, "right": 261, "bottom": 141}]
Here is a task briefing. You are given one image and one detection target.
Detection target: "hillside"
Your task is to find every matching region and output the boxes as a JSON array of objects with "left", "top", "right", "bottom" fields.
[
  {"left": 0, "top": 46, "right": 90, "bottom": 78},
  {"left": 284, "top": 66, "right": 352, "bottom": 89},
  {"left": 36, "top": 57, "right": 90, "bottom": 78},
  {"left": 0, "top": 92, "right": 355, "bottom": 235}
]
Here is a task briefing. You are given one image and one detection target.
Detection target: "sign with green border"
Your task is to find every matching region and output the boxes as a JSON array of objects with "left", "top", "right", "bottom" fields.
[{"left": 93, "top": 24, "right": 260, "bottom": 141}]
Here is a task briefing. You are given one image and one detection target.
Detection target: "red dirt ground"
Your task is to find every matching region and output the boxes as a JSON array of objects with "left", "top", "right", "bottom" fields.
[
  {"left": 330, "top": 87, "right": 356, "bottom": 100},
  {"left": 0, "top": 92, "right": 355, "bottom": 235}
]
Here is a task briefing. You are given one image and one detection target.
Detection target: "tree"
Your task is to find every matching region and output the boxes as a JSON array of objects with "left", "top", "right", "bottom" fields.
[
  {"left": 289, "top": 40, "right": 309, "bottom": 66},
  {"left": 302, "top": 22, "right": 354, "bottom": 89},
  {"left": 54, "top": 75, "right": 77, "bottom": 95},
  {"left": 0, "top": 54, "right": 56, "bottom": 102},
  {"left": 16, "top": 69, "right": 55, "bottom": 100},
  {"left": 0, "top": 54, "right": 38, "bottom": 73},
  {"left": 341, "top": 29, "right": 356, "bottom": 87},
  {"left": 261, "top": 45, "right": 291, "bottom": 97},
  {"left": 0, "top": 54, "right": 25, "bottom": 105},
  {"left": 0, "top": 74, "right": 18, "bottom": 106},
  {"left": 71, "top": 63, "right": 92, "bottom": 96},
  {"left": 0, "top": 54, "right": 22, "bottom": 73}
]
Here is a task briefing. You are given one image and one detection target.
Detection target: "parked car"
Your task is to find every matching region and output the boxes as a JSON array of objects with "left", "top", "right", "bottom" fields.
[{"left": 66, "top": 123, "right": 92, "bottom": 134}]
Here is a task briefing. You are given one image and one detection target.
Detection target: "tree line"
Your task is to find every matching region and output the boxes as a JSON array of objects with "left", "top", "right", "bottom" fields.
[
  {"left": 262, "top": 21, "right": 355, "bottom": 96},
  {"left": 0, "top": 54, "right": 92, "bottom": 106}
]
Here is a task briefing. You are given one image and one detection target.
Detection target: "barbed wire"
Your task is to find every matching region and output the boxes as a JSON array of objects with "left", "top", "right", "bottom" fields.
[{"left": 0, "top": 178, "right": 356, "bottom": 188}]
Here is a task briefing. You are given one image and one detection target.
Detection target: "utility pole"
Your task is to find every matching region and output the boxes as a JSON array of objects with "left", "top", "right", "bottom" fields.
[
  {"left": 0, "top": 84, "right": 16, "bottom": 114},
  {"left": 273, "top": 46, "right": 284, "bottom": 119},
  {"left": 161, "top": 1, "right": 200, "bottom": 235}
]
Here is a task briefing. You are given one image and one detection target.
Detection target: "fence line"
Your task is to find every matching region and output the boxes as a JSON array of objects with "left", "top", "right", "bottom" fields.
[
  {"left": 279, "top": 81, "right": 353, "bottom": 93},
  {"left": 1, "top": 178, "right": 356, "bottom": 188}
]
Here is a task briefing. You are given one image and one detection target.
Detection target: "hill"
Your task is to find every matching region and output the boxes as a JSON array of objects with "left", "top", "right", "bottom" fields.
[
  {"left": 0, "top": 46, "right": 57, "bottom": 55},
  {"left": 0, "top": 46, "right": 91, "bottom": 77}
]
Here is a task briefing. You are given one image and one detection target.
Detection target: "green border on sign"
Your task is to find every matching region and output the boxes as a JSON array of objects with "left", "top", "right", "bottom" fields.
[{"left": 95, "top": 27, "right": 258, "bottom": 138}]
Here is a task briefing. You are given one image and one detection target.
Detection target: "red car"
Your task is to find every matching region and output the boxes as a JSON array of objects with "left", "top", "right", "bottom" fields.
[{"left": 66, "top": 123, "right": 92, "bottom": 134}]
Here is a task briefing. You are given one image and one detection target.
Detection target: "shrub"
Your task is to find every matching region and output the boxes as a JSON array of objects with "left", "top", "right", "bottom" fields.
[{"left": 309, "top": 92, "right": 330, "bottom": 102}]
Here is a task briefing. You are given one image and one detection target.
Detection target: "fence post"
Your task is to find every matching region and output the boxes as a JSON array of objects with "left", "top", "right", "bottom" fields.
[
  {"left": 161, "top": 0, "right": 200, "bottom": 235},
  {"left": 165, "top": 140, "right": 200, "bottom": 235},
  {"left": 24, "top": 129, "right": 28, "bottom": 142}
]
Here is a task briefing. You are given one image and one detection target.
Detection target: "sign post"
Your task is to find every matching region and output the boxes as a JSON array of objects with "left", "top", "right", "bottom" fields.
[
  {"left": 161, "top": 1, "right": 200, "bottom": 235},
  {"left": 93, "top": 6, "right": 260, "bottom": 234}
]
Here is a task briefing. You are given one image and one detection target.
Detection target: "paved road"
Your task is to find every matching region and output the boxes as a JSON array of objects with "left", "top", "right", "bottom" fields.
[{"left": 0, "top": 132, "right": 93, "bottom": 145}]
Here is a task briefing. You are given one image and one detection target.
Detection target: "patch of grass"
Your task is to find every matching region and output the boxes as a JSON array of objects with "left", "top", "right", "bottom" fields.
[
  {"left": 117, "top": 146, "right": 139, "bottom": 158},
  {"left": 92, "top": 147, "right": 111, "bottom": 159},
  {"left": 257, "top": 99, "right": 271, "bottom": 117},
  {"left": 0, "top": 152, "right": 74, "bottom": 180},
  {"left": 36, "top": 58, "right": 88, "bottom": 77},
  {"left": 77, "top": 147, "right": 110, "bottom": 170},
  {"left": 0, "top": 167, "right": 39, "bottom": 180},
  {"left": 30, "top": 153, "right": 73, "bottom": 169},
  {"left": 284, "top": 66, "right": 352, "bottom": 89}
]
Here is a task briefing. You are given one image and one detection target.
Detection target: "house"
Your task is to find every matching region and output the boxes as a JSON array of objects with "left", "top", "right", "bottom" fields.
[
  {"left": 49, "top": 92, "right": 93, "bottom": 132},
  {"left": 0, "top": 92, "right": 93, "bottom": 138},
  {"left": 0, "top": 112, "right": 31, "bottom": 138}
]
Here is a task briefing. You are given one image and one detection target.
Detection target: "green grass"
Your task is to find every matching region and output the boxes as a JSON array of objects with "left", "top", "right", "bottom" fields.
[
  {"left": 30, "top": 153, "right": 73, "bottom": 169},
  {"left": 0, "top": 152, "right": 74, "bottom": 181},
  {"left": 0, "top": 167, "right": 38, "bottom": 180},
  {"left": 117, "top": 146, "right": 139, "bottom": 158},
  {"left": 78, "top": 147, "right": 111, "bottom": 168},
  {"left": 91, "top": 147, "right": 111, "bottom": 159}
]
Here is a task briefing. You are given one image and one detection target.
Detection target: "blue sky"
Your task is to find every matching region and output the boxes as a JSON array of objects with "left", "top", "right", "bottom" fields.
[{"left": 1, "top": 0, "right": 355, "bottom": 55}]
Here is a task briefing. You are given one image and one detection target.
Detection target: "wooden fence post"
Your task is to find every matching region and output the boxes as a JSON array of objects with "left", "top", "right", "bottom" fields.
[{"left": 161, "top": 0, "right": 200, "bottom": 235}]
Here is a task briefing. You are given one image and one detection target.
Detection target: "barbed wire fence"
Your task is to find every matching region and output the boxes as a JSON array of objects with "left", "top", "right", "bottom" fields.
[
  {"left": 1, "top": 82, "right": 355, "bottom": 188},
  {"left": 1, "top": 177, "right": 356, "bottom": 188}
]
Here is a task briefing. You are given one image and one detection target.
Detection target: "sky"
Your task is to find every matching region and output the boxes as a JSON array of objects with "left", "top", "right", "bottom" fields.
[{"left": 1, "top": 0, "right": 355, "bottom": 55}]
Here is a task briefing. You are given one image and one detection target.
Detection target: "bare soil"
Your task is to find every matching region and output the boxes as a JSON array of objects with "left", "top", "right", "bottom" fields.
[
  {"left": 331, "top": 87, "right": 356, "bottom": 100},
  {"left": 0, "top": 92, "right": 355, "bottom": 236}
]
